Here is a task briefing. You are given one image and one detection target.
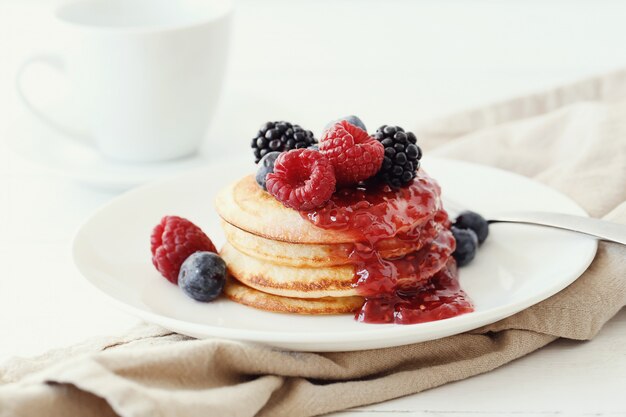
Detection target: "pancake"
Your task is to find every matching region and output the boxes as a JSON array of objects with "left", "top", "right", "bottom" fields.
[
  {"left": 215, "top": 170, "right": 442, "bottom": 244},
  {"left": 221, "top": 242, "right": 357, "bottom": 298},
  {"left": 221, "top": 228, "right": 455, "bottom": 299},
  {"left": 223, "top": 277, "right": 364, "bottom": 315},
  {"left": 222, "top": 220, "right": 440, "bottom": 268}
]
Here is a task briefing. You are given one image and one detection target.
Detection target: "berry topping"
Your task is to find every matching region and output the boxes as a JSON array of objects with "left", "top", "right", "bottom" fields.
[
  {"left": 323, "top": 115, "right": 367, "bottom": 133},
  {"left": 373, "top": 125, "right": 422, "bottom": 188},
  {"left": 319, "top": 120, "right": 384, "bottom": 186},
  {"left": 255, "top": 151, "right": 281, "bottom": 190},
  {"left": 251, "top": 121, "right": 317, "bottom": 163},
  {"left": 178, "top": 252, "right": 227, "bottom": 302},
  {"left": 451, "top": 226, "right": 478, "bottom": 267},
  {"left": 266, "top": 149, "right": 336, "bottom": 210},
  {"left": 454, "top": 211, "right": 489, "bottom": 244},
  {"left": 151, "top": 216, "right": 217, "bottom": 284}
]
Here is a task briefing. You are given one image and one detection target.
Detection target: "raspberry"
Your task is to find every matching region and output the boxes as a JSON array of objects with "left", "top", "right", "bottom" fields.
[
  {"left": 319, "top": 120, "right": 384, "bottom": 185},
  {"left": 266, "top": 149, "right": 336, "bottom": 210},
  {"left": 150, "top": 216, "right": 217, "bottom": 284}
]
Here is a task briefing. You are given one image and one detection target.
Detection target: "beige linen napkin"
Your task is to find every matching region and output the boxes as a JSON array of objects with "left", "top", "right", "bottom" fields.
[{"left": 2, "top": 71, "right": 626, "bottom": 417}]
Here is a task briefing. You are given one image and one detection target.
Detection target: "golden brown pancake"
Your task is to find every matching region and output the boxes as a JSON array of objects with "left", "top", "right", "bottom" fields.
[
  {"left": 221, "top": 243, "right": 358, "bottom": 298},
  {"left": 215, "top": 173, "right": 441, "bottom": 244},
  {"left": 221, "top": 228, "right": 454, "bottom": 299},
  {"left": 223, "top": 277, "right": 364, "bottom": 315},
  {"left": 222, "top": 220, "right": 433, "bottom": 268}
]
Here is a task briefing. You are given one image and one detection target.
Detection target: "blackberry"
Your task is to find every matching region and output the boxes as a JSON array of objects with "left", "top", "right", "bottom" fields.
[
  {"left": 251, "top": 121, "right": 317, "bottom": 163},
  {"left": 373, "top": 125, "right": 422, "bottom": 188}
]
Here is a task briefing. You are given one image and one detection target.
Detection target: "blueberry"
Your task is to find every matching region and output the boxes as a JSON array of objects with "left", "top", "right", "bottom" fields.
[
  {"left": 454, "top": 210, "right": 489, "bottom": 244},
  {"left": 255, "top": 151, "right": 281, "bottom": 190},
  {"left": 178, "top": 252, "right": 226, "bottom": 302},
  {"left": 308, "top": 144, "right": 319, "bottom": 151},
  {"left": 323, "top": 115, "right": 367, "bottom": 133},
  {"left": 451, "top": 227, "right": 478, "bottom": 267}
]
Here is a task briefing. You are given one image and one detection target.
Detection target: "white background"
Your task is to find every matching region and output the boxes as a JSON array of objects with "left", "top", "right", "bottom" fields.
[{"left": 1, "top": 1, "right": 625, "bottom": 415}]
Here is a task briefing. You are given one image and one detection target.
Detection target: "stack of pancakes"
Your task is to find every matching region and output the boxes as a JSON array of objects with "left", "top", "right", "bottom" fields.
[{"left": 215, "top": 172, "right": 452, "bottom": 315}]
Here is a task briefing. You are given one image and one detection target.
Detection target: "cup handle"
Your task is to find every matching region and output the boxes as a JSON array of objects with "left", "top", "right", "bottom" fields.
[{"left": 15, "top": 54, "right": 89, "bottom": 142}]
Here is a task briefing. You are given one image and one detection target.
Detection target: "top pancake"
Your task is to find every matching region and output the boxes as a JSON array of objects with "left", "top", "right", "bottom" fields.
[{"left": 215, "top": 170, "right": 443, "bottom": 244}]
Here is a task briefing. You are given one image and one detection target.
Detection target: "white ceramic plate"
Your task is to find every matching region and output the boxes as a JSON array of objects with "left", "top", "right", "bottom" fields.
[
  {"left": 6, "top": 113, "right": 213, "bottom": 191},
  {"left": 72, "top": 157, "right": 597, "bottom": 351}
]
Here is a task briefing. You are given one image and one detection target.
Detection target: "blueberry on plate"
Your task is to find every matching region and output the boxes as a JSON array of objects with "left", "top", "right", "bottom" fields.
[
  {"left": 324, "top": 115, "right": 367, "bottom": 133},
  {"left": 451, "top": 226, "right": 478, "bottom": 267},
  {"left": 255, "top": 151, "right": 282, "bottom": 191},
  {"left": 178, "top": 251, "right": 227, "bottom": 302},
  {"left": 454, "top": 210, "right": 489, "bottom": 244}
]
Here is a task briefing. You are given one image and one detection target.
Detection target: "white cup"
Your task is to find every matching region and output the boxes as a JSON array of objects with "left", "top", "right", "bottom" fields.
[{"left": 17, "top": 0, "right": 233, "bottom": 163}]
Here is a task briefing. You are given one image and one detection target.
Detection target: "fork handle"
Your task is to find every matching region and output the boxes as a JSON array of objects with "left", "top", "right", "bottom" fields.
[{"left": 490, "top": 212, "right": 626, "bottom": 246}]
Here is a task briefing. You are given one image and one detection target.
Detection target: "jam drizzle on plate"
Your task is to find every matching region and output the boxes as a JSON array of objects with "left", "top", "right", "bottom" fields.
[{"left": 301, "top": 171, "right": 473, "bottom": 324}]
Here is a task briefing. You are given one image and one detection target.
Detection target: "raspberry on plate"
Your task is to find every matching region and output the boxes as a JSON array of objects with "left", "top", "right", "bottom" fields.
[
  {"left": 266, "top": 149, "right": 336, "bottom": 210},
  {"left": 319, "top": 120, "right": 384, "bottom": 185},
  {"left": 151, "top": 216, "right": 217, "bottom": 284}
]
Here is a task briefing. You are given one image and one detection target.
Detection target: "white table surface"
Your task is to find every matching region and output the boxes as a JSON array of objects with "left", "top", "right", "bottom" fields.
[{"left": 1, "top": 1, "right": 625, "bottom": 415}]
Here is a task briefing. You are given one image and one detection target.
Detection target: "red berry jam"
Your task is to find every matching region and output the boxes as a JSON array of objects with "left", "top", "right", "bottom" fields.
[{"left": 301, "top": 170, "right": 473, "bottom": 324}]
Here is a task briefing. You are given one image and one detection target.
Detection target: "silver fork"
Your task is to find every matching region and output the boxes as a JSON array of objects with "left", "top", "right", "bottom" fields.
[{"left": 443, "top": 198, "right": 626, "bottom": 246}]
